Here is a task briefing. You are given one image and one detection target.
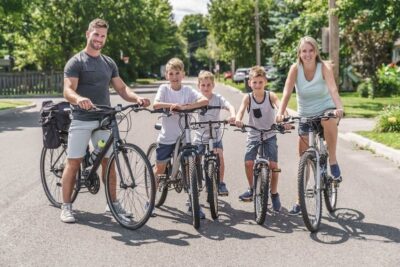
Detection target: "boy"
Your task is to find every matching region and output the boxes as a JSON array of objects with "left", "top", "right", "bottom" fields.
[
  {"left": 153, "top": 58, "right": 209, "bottom": 218},
  {"left": 193, "top": 70, "right": 236, "bottom": 196},
  {"left": 235, "top": 65, "right": 288, "bottom": 212}
]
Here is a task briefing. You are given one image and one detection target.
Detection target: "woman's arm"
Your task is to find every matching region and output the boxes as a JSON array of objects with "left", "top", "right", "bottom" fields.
[
  {"left": 322, "top": 62, "right": 344, "bottom": 118},
  {"left": 277, "top": 64, "right": 297, "bottom": 119}
]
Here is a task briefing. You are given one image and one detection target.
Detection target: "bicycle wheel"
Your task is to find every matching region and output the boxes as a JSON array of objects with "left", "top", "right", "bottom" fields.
[
  {"left": 184, "top": 155, "right": 200, "bottom": 229},
  {"left": 254, "top": 164, "right": 269, "bottom": 225},
  {"left": 146, "top": 142, "right": 168, "bottom": 207},
  {"left": 323, "top": 155, "right": 338, "bottom": 212},
  {"left": 298, "top": 151, "right": 322, "bottom": 232},
  {"left": 205, "top": 159, "right": 219, "bottom": 220},
  {"left": 105, "top": 143, "right": 155, "bottom": 230},
  {"left": 40, "top": 145, "right": 79, "bottom": 208}
]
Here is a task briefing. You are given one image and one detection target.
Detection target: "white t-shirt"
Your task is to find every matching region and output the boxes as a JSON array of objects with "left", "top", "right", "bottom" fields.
[
  {"left": 155, "top": 84, "right": 203, "bottom": 144},
  {"left": 193, "top": 93, "right": 231, "bottom": 145}
]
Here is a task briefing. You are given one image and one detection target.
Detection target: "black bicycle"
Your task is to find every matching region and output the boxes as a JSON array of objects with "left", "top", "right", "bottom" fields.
[
  {"left": 234, "top": 123, "right": 289, "bottom": 225},
  {"left": 190, "top": 118, "right": 228, "bottom": 220},
  {"left": 146, "top": 107, "right": 204, "bottom": 229},
  {"left": 40, "top": 104, "right": 155, "bottom": 230},
  {"left": 287, "top": 113, "right": 339, "bottom": 232}
]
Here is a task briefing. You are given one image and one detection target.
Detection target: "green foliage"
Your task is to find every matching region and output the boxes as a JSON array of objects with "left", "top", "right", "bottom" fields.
[
  {"left": 357, "top": 78, "right": 372, "bottom": 98},
  {"left": 375, "top": 64, "right": 400, "bottom": 97},
  {"left": 374, "top": 105, "right": 400, "bottom": 133}
]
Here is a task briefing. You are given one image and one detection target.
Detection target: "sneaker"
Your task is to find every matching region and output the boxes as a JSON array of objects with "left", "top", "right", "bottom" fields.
[
  {"left": 105, "top": 201, "right": 133, "bottom": 217},
  {"left": 187, "top": 205, "right": 206, "bottom": 219},
  {"left": 239, "top": 188, "right": 253, "bottom": 202},
  {"left": 271, "top": 193, "right": 281, "bottom": 212},
  {"left": 218, "top": 182, "right": 229, "bottom": 196},
  {"left": 330, "top": 164, "right": 342, "bottom": 182},
  {"left": 288, "top": 204, "right": 301, "bottom": 216},
  {"left": 144, "top": 201, "right": 156, "bottom": 217},
  {"left": 60, "top": 203, "right": 76, "bottom": 223}
]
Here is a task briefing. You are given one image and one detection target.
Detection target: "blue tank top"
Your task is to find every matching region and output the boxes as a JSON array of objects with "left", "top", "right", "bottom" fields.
[{"left": 295, "top": 63, "right": 335, "bottom": 117}]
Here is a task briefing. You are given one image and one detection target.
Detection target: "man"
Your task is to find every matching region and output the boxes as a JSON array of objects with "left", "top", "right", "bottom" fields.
[{"left": 61, "top": 18, "right": 150, "bottom": 223}]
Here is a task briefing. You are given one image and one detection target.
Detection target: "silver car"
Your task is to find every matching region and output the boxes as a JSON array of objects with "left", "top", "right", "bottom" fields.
[{"left": 233, "top": 68, "right": 249, "bottom": 83}]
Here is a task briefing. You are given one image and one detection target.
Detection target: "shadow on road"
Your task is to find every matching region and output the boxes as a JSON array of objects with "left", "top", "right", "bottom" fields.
[
  {"left": 0, "top": 110, "right": 41, "bottom": 132},
  {"left": 310, "top": 208, "right": 400, "bottom": 244}
]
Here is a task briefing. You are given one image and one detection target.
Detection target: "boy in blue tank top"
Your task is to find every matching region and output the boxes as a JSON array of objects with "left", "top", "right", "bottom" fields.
[{"left": 235, "top": 66, "right": 289, "bottom": 212}]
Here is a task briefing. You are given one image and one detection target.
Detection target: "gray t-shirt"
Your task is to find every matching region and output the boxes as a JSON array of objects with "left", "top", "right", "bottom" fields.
[
  {"left": 64, "top": 51, "right": 119, "bottom": 120},
  {"left": 193, "top": 93, "right": 231, "bottom": 145},
  {"left": 154, "top": 84, "right": 203, "bottom": 144}
]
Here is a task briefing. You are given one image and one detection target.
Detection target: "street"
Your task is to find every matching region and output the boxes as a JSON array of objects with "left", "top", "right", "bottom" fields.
[{"left": 0, "top": 79, "right": 399, "bottom": 267}]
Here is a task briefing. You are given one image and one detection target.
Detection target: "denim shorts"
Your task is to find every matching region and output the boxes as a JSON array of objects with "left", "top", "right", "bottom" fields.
[
  {"left": 197, "top": 141, "right": 223, "bottom": 155},
  {"left": 67, "top": 120, "right": 112, "bottom": 159},
  {"left": 298, "top": 109, "right": 335, "bottom": 136},
  {"left": 245, "top": 135, "right": 278, "bottom": 162},
  {"left": 156, "top": 143, "right": 176, "bottom": 163}
]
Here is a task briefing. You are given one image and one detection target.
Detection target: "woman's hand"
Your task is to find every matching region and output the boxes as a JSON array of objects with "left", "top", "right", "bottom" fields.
[{"left": 334, "top": 108, "right": 344, "bottom": 118}]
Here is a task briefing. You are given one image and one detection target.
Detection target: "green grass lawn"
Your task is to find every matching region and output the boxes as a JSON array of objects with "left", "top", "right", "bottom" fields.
[
  {"left": 135, "top": 78, "right": 158, "bottom": 85},
  {"left": 0, "top": 100, "right": 31, "bottom": 111},
  {"left": 357, "top": 131, "right": 400, "bottom": 149}
]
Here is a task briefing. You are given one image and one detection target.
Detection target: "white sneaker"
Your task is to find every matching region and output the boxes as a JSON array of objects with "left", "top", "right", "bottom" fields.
[
  {"left": 105, "top": 201, "right": 133, "bottom": 217},
  {"left": 60, "top": 203, "right": 76, "bottom": 223}
]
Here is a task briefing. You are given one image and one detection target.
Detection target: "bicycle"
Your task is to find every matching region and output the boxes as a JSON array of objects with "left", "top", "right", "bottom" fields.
[
  {"left": 146, "top": 107, "right": 205, "bottom": 229},
  {"left": 287, "top": 113, "right": 339, "bottom": 232},
  {"left": 234, "top": 123, "right": 289, "bottom": 225},
  {"left": 190, "top": 116, "right": 229, "bottom": 220},
  {"left": 40, "top": 103, "right": 155, "bottom": 230}
]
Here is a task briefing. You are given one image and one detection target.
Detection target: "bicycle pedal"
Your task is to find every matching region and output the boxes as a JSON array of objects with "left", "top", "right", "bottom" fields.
[{"left": 272, "top": 168, "right": 281, "bottom": 173}]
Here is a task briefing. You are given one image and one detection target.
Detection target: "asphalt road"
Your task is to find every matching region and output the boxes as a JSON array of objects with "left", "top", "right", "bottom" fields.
[{"left": 0, "top": 79, "right": 399, "bottom": 266}]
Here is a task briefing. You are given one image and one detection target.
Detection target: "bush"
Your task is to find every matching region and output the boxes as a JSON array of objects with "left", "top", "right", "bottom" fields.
[
  {"left": 357, "top": 78, "right": 372, "bottom": 98},
  {"left": 374, "top": 64, "right": 400, "bottom": 97},
  {"left": 374, "top": 105, "right": 400, "bottom": 133}
]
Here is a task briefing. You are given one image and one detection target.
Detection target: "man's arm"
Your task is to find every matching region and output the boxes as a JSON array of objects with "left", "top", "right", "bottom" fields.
[
  {"left": 63, "top": 77, "right": 93, "bottom": 110},
  {"left": 111, "top": 77, "right": 150, "bottom": 107}
]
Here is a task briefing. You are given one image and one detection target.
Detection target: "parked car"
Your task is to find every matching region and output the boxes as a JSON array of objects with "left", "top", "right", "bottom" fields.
[
  {"left": 223, "top": 71, "right": 232, "bottom": 80},
  {"left": 264, "top": 66, "right": 278, "bottom": 81},
  {"left": 233, "top": 68, "right": 249, "bottom": 83}
]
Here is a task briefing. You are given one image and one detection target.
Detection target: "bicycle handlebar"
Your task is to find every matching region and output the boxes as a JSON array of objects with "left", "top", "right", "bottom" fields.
[
  {"left": 283, "top": 112, "right": 337, "bottom": 123},
  {"left": 233, "top": 123, "right": 291, "bottom": 134}
]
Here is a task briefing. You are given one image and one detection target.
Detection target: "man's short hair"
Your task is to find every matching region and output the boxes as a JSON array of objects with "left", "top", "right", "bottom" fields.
[
  {"left": 88, "top": 18, "right": 109, "bottom": 31},
  {"left": 198, "top": 70, "right": 214, "bottom": 83},
  {"left": 248, "top": 65, "right": 266, "bottom": 80},
  {"left": 166, "top": 58, "right": 184, "bottom": 72}
]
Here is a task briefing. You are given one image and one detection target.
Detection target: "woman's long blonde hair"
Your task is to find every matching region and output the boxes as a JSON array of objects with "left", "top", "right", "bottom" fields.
[{"left": 296, "top": 36, "right": 323, "bottom": 65}]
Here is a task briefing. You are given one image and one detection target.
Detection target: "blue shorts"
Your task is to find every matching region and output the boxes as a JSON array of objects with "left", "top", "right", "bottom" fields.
[
  {"left": 156, "top": 143, "right": 176, "bottom": 163},
  {"left": 197, "top": 141, "right": 223, "bottom": 155},
  {"left": 245, "top": 135, "right": 278, "bottom": 162},
  {"left": 298, "top": 121, "right": 323, "bottom": 136}
]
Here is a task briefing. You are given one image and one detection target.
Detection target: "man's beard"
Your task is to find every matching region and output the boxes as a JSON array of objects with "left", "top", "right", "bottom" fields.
[{"left": 89, "top": 40, "right": 104, "bottom": 51}]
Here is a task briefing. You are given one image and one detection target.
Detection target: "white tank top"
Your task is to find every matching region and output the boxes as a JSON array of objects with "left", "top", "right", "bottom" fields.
[{"left": 247, "top": 91, "right": 276, "bottom": 141}]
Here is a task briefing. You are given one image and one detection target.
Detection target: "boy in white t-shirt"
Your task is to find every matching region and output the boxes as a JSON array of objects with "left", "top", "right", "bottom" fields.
[
  {"left": 193, "top": 71, "right": 236, "bottom": 196},
  {"left": 153, "top": 58, "right": 208, "bottom": 218}
]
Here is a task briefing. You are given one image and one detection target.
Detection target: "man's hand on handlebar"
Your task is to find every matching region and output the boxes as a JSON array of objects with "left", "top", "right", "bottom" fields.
[
  {"left": 136, "top": 97, "right": 150, "bottom": 107},
  {"left": 77, "top": 97, "right": 94, "bottom": 110}
]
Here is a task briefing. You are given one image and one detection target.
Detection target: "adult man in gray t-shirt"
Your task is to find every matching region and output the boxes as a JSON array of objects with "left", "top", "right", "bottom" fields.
[{"left": 60, "top": 18, "right": 150, "bottom": 223}]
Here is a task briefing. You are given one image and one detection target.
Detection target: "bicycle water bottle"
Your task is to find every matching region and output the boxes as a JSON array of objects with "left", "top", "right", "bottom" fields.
[{"left": 88, "top": 139, "right": 106, "bottom": 165}]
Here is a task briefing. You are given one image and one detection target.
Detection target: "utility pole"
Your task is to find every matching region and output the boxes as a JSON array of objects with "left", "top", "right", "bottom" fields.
[
  {"left": 329, "top": 0, "right": 339, "bottom": 85},
  {"left": 255, "top": 0, "right": 261, "bottom": 66}
]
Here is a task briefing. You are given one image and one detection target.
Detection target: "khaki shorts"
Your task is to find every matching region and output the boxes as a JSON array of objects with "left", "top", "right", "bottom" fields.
[{"left": 67, "top": 120, "right": 112, "bottom": 159}]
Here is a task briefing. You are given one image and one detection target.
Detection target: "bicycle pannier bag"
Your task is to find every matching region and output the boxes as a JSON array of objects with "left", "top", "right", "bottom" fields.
[{"left": 39, "top": 101, "right": 71, "bottom": 149}]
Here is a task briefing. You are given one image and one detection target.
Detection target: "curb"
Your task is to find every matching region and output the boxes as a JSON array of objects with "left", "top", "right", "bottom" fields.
[
  {"left": 339, "top": 132, "right": 400, "bottom": 165},
  {"left": 0, "top": 103, "right": 37, "bottom": 116}
]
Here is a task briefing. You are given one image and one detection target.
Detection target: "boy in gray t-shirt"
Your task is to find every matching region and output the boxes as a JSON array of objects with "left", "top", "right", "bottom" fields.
[
  {"left": 193, "top": 71, "right": 235, "bottom": 196},
  {"left": 153, "top": 58, "right": 208, "bottom": 218}
]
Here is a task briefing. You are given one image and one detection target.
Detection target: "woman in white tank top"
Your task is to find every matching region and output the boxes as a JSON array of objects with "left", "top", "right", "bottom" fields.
[{"left": 276, "top": 36, "right": 344, "bottom": 215}]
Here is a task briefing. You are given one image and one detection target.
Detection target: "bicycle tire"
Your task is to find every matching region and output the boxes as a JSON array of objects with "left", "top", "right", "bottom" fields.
[
  {"left": 254, "top": 164, "right": 269, "bottom": 225},
  {"left": 105, "top": 143, "right": 155, "bottom": 230},
  {"left": 184, "top": 155, "right": 200, "bottom": 229},
  {"left": 206, "top": 160, "right": 219, "bottom": 220},
  {"left": 323, "top": 155, "right": 338, "bottom": 212},
  {"left": 298, "top": 151, "right": 322, "bottom": 232},
  {"left": 146, "top": 142, "right": 168, "bottom": 207},
  {"left": 40, "top": 145, "right": 79, "bottom": 208}
]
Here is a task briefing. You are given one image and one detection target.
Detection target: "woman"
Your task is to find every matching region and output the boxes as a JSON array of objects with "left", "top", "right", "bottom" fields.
[{"left": 276, "top": 36, "right": 344, "bottom": 215}]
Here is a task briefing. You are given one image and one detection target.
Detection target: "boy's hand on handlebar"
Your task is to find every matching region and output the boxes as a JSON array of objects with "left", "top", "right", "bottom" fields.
[
  {"left": 226, "top": 116, "right": 236, "bottom": 124},
  {"left": 275, "top": 114, "right": 285, "bottom": 123},
  {"left": 235, "top": 120, "right": 243, "bottom": 128},
  {"left": 77, "top": 97, "right": 94, "bottom": 110}
]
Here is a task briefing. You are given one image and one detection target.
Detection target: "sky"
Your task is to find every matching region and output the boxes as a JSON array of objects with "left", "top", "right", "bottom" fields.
[{"left": 169, "top": 0, "right": 210, "bottom": 24}]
